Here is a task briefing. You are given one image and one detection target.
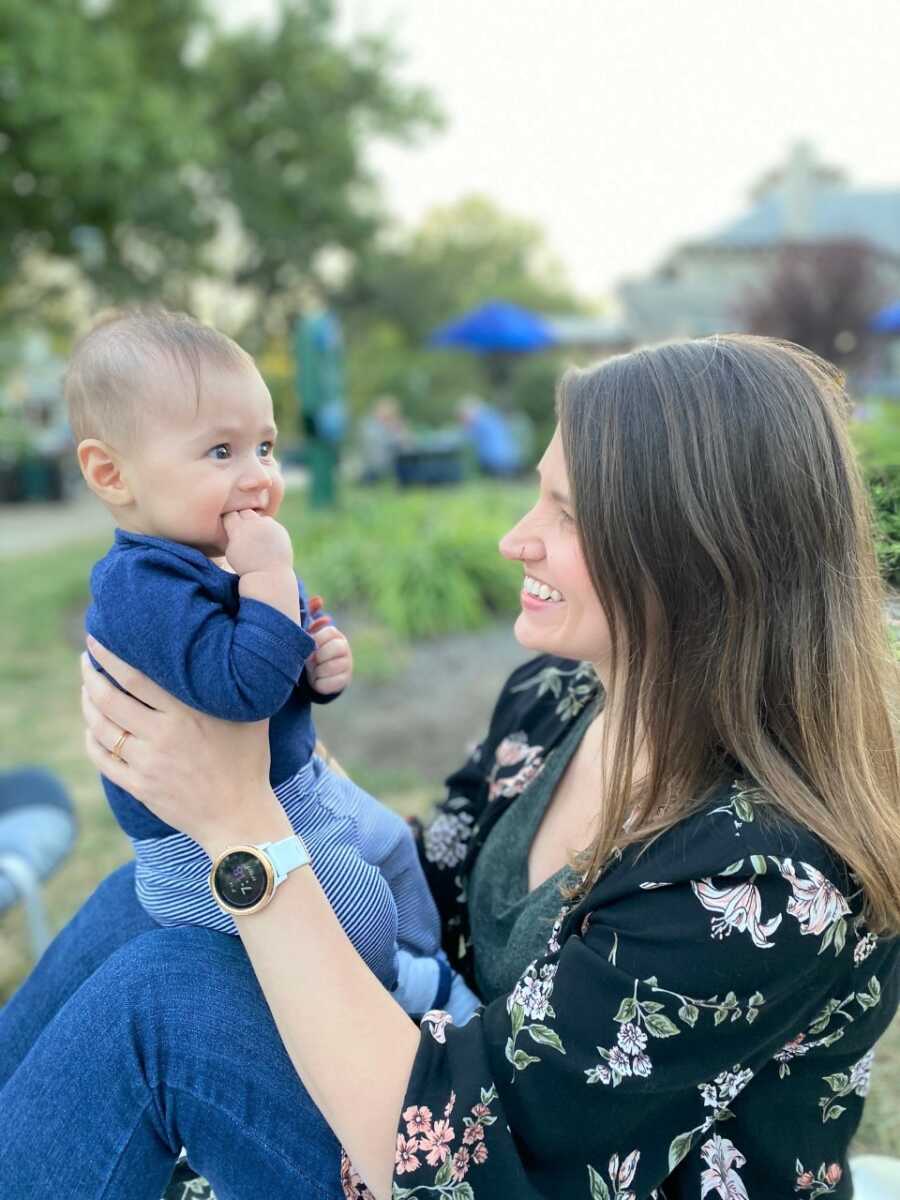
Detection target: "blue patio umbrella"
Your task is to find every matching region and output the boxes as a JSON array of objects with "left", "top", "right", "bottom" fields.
[
  {"left": 429, "top": 300, "right": 558, "bottom": 353},
  {"left": 869, "top": 301, "right": 900, "bottom": 334}
]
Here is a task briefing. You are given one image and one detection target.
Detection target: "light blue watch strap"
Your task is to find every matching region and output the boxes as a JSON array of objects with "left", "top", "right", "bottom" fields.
[{"left": 258, "top": 835, "right": 311, "bottom": 885}]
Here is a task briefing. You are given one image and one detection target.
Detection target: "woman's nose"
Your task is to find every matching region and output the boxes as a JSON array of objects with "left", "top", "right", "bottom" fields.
[{"left": 499, "top": 524, "right": 544, "bottom": 563}]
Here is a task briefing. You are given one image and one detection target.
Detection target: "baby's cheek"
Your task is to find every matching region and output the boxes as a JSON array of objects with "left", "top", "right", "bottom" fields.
[{"left": 265, "top": 468, "right": 286, "bottom": 517}]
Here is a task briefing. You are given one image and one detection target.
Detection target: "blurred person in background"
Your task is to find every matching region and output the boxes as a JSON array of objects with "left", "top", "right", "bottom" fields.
[
  {"left": 458, "top": 393, "right": 523, "bottom": 477},
  {"left": 357, "top": 395, "right": 410, "bottom": 484}
]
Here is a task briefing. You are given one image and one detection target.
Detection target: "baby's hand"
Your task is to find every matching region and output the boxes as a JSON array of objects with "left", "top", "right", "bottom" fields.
[
  {"left": 223, "top": 509, "right": 293, "bottom": 576},
  {"left": 306, "top": 624, "right": 352, "bottom": 695}
]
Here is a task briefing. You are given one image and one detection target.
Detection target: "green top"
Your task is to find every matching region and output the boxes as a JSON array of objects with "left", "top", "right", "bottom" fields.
[{"left": 468, "top": 699, "right": 598, "bottom": 1002}]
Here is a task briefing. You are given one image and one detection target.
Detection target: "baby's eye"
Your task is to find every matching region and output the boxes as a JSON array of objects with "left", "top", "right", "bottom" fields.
[
  {"left": 257, "top": 441, "right": 274, "bottom": 458},
  {"left": 208, "top": 444, "right": 230, "bottom": 460}
]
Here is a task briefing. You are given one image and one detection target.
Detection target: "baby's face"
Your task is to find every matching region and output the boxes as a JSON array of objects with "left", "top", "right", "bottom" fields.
[{"left": 121, "top": 359, "right": 285, "bottom": 556}]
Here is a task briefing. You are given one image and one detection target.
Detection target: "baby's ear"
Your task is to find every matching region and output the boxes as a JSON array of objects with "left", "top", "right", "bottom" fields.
[{"left": 77, "top": 439, "right": 133, "bottom": 507}]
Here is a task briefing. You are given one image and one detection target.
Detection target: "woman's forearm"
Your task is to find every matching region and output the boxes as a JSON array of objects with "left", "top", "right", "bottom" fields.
[{"left": 204, "top": 800, "right": 419, "bottom": 1200}]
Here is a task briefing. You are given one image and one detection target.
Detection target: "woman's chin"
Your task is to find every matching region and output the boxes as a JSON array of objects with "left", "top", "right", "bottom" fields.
[{"left": 513, "top": 611, "right": 559, "bottom": 654}]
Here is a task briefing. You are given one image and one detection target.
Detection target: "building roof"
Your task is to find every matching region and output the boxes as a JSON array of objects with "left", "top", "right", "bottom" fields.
[{"left": 707, "top": 189, "right": 900, "bottom": 257}]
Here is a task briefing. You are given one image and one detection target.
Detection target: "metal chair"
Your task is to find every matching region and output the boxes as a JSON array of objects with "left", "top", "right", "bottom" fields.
[{"left": 0, "top": 766, "right": 77, "bottom": 960}]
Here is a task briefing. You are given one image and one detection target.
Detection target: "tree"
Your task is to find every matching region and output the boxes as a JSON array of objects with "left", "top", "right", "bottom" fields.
[
  {"left": 737, "top": 240, "right": 885, "bottom": 367},
  {"left": 0, "top": 0, "right": 439, "bottom": 326},
  {"left": 0, "top": 0, "right": 215, "bottom": 299},
  {"left": 339, "top": 195, "right": 584, "bottom": 429},
  {"left": 202, "top": 0, "right": 439, "bottom": 331},
  {"left": 345, "top": 195, "right": 581, "bottom": 344}
]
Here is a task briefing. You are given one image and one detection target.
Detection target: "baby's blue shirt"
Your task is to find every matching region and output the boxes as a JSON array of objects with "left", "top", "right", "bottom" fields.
[{"left": 86, "top": 529, "right": 333, "bottom": 839}]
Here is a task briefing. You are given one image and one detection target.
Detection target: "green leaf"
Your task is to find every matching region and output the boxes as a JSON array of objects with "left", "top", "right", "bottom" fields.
[
  {"left": 748, "top": 991, "right": 764, "bottom": 1007},
  {"left": 434, "top": 1156, "right": 454, "bottom": 1187},
  {"left": 833, "top": 919, "right": 847, "bottom": 957},
  {"left": 818, "top": 921, "right": 837, "bottom": 955},
  {"left": 723, "top": 991, "right": 738, "bottom": 1008},
  {"left": 720, "top": 859, "right": 745, "bottom": 876},
  {"left": 733, "top": 797, "right": 755, "bottom": 822},
  {"left": 510, "top": 1002, "right": 524, "bottom": 1039},
  {"left": 856, "top": 992, "right": 876, "bottom": 1011},
  {"left": 714, "top": 1007, "right": 729, "bottom": 1026},
  {"left": 869, "top": 977, "right": 882, "bottom": 1003},
  {"left": 452, "top": 1184, "right": 475, "bottom": 1200},
  {"left": 746, "top": 1006, "right": 759, "bottom": 1024},
  {"left": 645, "top": 1012, "right": 680, "bottom": 1038},
  {"left": 678, "top": 1003, "right": 699, "bottom": 1027},
  {"left": 825, "top": 1104, "right": 847, "bottom": 1122},
  {"left": 820, "top": 1030, "right": 846, "bottom": 1048},
  {"left": 641, "top": 1001, "right": 665, "bottom": 1013},
  {"left": 750, "top": 855, "right": 768, "bottom": 874},
  {"left": 824, "top": 1072, "right": 849, "bottom": 1092},
  {"left": 614, "top": 997, "right": 638, "bottom": 1024},
  {"left": 510, "top": 1049, "right": 541, "bottom": 1071},
  {"left": 526, "top": 1024, "right": 566, "bottom": 1053},
  {"left": 668, "top": 1130, "right": 695, "bottom": 1171},
  {"left": 587, "top": 1165, "right": 611, "bottom": 1200}
]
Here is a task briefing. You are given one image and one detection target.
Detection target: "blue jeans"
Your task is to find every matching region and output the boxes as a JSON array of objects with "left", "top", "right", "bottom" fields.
[{"left": 0, "top": 863, "right": 345, "bottom": 1199}]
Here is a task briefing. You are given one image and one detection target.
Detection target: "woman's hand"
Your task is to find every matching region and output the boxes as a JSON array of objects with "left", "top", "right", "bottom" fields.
[{"left": 81, "top": 637, "right": 290, "bottom": 857}]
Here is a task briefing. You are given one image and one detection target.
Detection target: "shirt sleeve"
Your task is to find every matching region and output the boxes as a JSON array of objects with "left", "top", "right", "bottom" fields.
[
  {"left": 389, "top": 827, "right": 861, "bottom": 1199},
  {"left": 93, "top": 550, "right": 315, "bottom": 721},
  {"left": 293, "top": 575, "right": 342, "bottom": 706}
]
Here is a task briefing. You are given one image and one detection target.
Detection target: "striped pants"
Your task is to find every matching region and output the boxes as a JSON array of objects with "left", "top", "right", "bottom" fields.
[{"left": 132, "top": 756, "right": 440, "bottom": 988}]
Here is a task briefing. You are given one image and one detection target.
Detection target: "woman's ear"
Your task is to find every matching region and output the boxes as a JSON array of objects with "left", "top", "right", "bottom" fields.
[{"left": 77, "top": 440, "right": 134, "bottom": 508}]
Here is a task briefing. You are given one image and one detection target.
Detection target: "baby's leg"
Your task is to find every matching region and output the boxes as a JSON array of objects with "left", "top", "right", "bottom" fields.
[
  {"left": 134, "top": 829, "right": 400, "bottom": 988},
  {"left": 134, "top": 763, "right": 402, "bottom": 988},
  {"left": 310, "top": 765, "right": 441, "bottom": 958}
]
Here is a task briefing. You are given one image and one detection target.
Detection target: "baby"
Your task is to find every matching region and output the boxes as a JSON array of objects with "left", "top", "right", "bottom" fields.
[{"left": 67, "top": 308, "right": 478, "bottom": 1024}]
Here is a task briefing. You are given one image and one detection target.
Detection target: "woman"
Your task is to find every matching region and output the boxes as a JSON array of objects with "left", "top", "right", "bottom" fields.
[{"left": 1, "top": 335, "right": 897, "bottom": 1199}]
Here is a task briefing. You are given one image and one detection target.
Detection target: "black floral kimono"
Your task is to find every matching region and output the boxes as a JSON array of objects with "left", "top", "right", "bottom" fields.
[{"left": 342, "top": 655, "right": 898, "bottom": 1200}]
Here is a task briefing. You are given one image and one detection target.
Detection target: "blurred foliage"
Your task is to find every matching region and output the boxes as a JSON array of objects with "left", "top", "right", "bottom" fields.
[
  {"left": 339, "top": 195, "right": 586, "bottom": 434},
  {"left": 277, "top": 480, "right": 527, "bottom": 640},
  {"left": 737, "top": 240, "right": 885, "bottom": 369},
  {"left": 0, "top": 0, "right": 438, "bottom": 333},
  {"left": 852, "top": 403, "right": 900, "bottom": 586}
]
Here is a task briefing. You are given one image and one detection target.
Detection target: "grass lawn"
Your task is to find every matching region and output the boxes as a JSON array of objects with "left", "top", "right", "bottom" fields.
[{"left": 0, "top": 480, "right": 897, "bottom": 1155}]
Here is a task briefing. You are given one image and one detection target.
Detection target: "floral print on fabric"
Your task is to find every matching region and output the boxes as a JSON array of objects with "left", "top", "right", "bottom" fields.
[
  {"left": 422, "top": 801, "right": 475, "bottom": 870},
  {"left": 794, "top": 1160, "right": 844, "bottom": 1196},
  {"left": 586, "top": 1149, "right": 641, "bottom": 1199},
  {"left": 486, "top": 733, "right": 545, "bottom": 802},
  {"left": 396, "top": 655, "right": 897, "bottom": 1198},
  {"left": 390, "top": 1087, "right": 498, "bottom": 1198},
  {"left": 699, "top": 1135, "right": 750, "bottom": 1200}
]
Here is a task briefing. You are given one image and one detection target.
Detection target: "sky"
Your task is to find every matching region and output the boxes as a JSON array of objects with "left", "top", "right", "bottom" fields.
[{"left": 220, "top": 0, "right": 900, "bottom": 303}]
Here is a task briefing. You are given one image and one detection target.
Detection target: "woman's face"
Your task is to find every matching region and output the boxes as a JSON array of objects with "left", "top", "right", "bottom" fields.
[{"left": 499, "top": 428, "right": 612, "bottom": 666}]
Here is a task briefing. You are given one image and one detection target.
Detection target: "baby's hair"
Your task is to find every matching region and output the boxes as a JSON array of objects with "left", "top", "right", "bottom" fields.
[{"left": 64, "top": 307, "right": 254, "bottom": 446}]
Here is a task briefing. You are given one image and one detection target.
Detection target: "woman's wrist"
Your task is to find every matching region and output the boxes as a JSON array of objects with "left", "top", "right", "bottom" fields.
[{"left": 198, "top": 787, "right": 293, "bottom": 861}]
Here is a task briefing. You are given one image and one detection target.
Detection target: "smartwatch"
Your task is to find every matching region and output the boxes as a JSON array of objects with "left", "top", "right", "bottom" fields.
[{"left": 209, "top": 835, "right": 311, "bottom": 917}]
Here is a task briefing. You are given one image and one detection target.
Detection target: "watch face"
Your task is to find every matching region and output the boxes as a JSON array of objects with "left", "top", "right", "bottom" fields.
[{"left": 213, "top": 850, "right": 270, "bottom": 911}]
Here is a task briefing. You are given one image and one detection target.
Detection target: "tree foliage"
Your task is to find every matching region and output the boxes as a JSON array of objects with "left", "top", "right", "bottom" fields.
[
  {"left": 341, "top": 195, "right": 584, "bottom": 427},
  {"left": 738, "top": 239, "right": 885, "bottom": 367},
  {"left": 0, "top": 0, "right": 439, "bottom": 321}
]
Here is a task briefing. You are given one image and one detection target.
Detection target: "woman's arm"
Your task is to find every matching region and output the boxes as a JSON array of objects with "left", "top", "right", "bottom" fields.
[{"left": 81, "top": 640, "right": 413, "bottom": 1199}]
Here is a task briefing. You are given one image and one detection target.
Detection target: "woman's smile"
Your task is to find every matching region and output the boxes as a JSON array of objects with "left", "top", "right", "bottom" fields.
[{"left": 521, "top": 574, "right": 565, "bottom": 608}]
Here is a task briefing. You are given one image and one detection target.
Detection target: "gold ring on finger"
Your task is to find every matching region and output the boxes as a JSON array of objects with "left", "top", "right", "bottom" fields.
[{"left": 111, "top": 730, "right": 131, "bottom": 762}]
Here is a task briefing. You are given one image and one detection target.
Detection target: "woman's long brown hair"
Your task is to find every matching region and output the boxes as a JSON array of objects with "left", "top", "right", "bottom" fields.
[{"left": 558, "top": 334, "right": 900, "bottom": 933}]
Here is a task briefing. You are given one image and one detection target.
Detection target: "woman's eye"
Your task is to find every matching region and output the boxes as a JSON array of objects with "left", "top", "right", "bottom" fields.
[
  {"left": 208, "top": 444, "right": 230, "bottom": 460},
  {"left": 257, "top": 441, "right": 274, "bottom": 458}
]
